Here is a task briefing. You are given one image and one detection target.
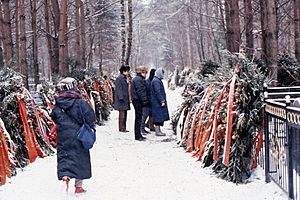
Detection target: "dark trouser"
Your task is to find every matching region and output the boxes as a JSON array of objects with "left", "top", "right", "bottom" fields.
[
  {"left": 154, "top": 122, "right": 164, "bottom": 126},
  {"left": 141, "top": 107, "right": 150, "bottom": 131},
  {"left": 119, "top": 110, "right": 127, "bottom": 131},
  {"left": 133, "top": 101, "right": 143, "bottom": 139}
]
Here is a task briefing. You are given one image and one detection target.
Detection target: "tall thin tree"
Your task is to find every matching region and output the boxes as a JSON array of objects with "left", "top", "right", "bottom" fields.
[
  {"left": 0, "top": 2, "right": 4, "bottom": 69},
  {"left": 44, "top": 0, "right": 53, "bottom": 80},
  {"left": 295, "top": 0, "right": 300, "bottom": 62},
  {"left": 225, "top": 0, "right": 241, "bottom": 53},
  {"left": 2, "top": 0, "right": 13, "bottom": 64},
  {"left": 244, "top": 0, "right": 254, "bottom": 57},
  {"left": 125, "top": 0, "right": 133, "bottom": 66},
  {"left": 31, "top": 0, "right": 39, "bottom": 86},
  {"left": 186, "top": 0, "right": 193, "bottom": 68},
  {"left": 50, "top": 0, "right": 60, "bottom": 78},
  {"left": 58, "top": 0, "right": 68, "bottom": 76},
  {"left": 75, "top": 0, "right": 81, "bottom": 64},
  {"left": 261, "top": 0, "right": 278, "bottom": 82},
  {"left": 15, "top": 0, "right": 21, "bottom": 69},
  {"left": 20, "top": 0, "right": 28, "bottom": 86},
  {"left": 80, "top": 0, "right": 86, "bottom": 67},
  {"left": 120, "top": 0, "right": 126, "bottom": 65}
]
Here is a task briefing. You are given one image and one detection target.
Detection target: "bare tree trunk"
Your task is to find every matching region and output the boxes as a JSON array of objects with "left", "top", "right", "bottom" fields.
[
  {"left": 20, "top": 0, "right": 28, "bottom": 86},
  {"left": 80, "top": 0, "right": 86, "bottom": 68},
  {"left": 0, "top": 2, "right": 4, "bottom": 69},
  {"left": 58, "top": 0, "right": 68, "bottom": 76},
  {"left": 186, "top": 0, "right": 193, "bottom": 68},
  {"left": 225, "top": 0, "right": 241, "bottom": 53},
  {"left": 98, "top": 34, "right": 103, "bottom": 73},
  {"left": 194, "top": 2, "right": 204, "bottom": 62},
  {"left": 0, "top": 47, "right": 3, "bottom": 69},
  {"left": 244, "top": 0, "right": 254, "bottom": 57},
  {"left": 120, "top": 0, "right": 126, "bottom": 65},
  {"left": 261, "top": 0, "right": 278, "bottom": 82},
  {"left": 135, "top": 20, "right": 141, "bottom": 67},
  {"left": 50, "top": 0, "right": 60, "bottom": 78},
  {"left": 45, "top": 0, "right": 53, "bottom": 80},
  {"left": 125, "top": 0, "right": 133, "bottom": 66},
  {"left": 295, "top": 0, "right": 300, "bottom": 62},
  {"left": 2, "top": 0, "right": 13, "bottom": 64},
  {"left": 75, "top": 0, "right": 81, "bottom": 64},
  {"left": 87, "top": 33, "right": 95, "bottom": 69},
  {"left": 31, "top": 0, "right": 39, "bottom": 86},
  {"left": 16, "top": 0, "right": 20, "bottom": 68}
]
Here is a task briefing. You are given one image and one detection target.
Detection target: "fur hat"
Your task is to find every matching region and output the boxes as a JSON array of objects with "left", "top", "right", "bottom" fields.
[
  {"left": 119, "top": 65, "right": 130, "bottom": 73},
  {"left": 135, "top": 66, "right": 148, "bottom": 74},
  {"left": 56, "top": 77, "right": 78, "bottom": 92}
]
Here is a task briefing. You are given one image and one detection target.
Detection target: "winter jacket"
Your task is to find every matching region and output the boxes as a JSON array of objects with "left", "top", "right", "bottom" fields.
[
  {"left": 51, "top": 89, "right": 96, "bottom": 180},
  {"left": 131, "top": 74, "right": 149, "bottom": 106},
  {"left": 151, "top": 69, "right": 170, "bottom": 123},
  {"left": 114, "top": 74, "right": 130, "bottom": 111}
]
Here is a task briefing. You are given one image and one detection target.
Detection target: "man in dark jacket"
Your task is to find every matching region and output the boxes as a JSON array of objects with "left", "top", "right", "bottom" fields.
[
  {"left": 51, "top": 77, "right": 96, "bottom": 194},
  {"left": 151, "top": 68, "right": 170, "bottom": 136},
  {"left": 114, "top": 65, "right": 130, "bottom": 132},
  {"left": 131, "top": 66, "right": 149, "bottom": 141}
]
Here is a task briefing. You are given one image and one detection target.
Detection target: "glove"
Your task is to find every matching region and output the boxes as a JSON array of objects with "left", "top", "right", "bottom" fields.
[{"left": 161, "top": 101, "right": 166, "bottom": 107}]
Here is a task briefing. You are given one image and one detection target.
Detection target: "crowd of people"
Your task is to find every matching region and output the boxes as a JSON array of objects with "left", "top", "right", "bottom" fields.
[
  {"left": 114, "top": 65, "right": 170, "bottom": 141},
  {"left": 50, "top": 65, "right": 169, "bottom": 194}
]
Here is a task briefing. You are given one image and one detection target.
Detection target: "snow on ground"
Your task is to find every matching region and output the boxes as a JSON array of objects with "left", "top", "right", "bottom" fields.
[{"left": 0, "top": 83, "right": 288, "bottom": 200}]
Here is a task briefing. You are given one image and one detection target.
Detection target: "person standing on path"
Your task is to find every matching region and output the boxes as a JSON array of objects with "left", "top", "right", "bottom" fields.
[
  {"left": 51, "top": 77, "right": 96, "bottom": 194},
  {"left": 151, "top": 68, "right": 170, "bottom": 136},
  {"left": 142, "top": 68, "right": 156, "bottom": 133},
  {"left": 114, "top": 65, "right": 131, "bottom": 132},
  {"left": 131, "top": 66, "right": 150, "bottom": 141}
]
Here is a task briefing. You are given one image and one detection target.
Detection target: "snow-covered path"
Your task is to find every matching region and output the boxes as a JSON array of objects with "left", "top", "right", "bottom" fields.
[{"left": 0, "top": 86, "right": 288, "bottom": 200}]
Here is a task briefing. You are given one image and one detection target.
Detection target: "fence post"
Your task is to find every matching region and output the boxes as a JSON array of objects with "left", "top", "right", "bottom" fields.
[
  {"left": 264, "top": 85, "right": 270, "bottom": 183},
  {"left": 285, "top": 95, "right": 294, "bottom": 199}
]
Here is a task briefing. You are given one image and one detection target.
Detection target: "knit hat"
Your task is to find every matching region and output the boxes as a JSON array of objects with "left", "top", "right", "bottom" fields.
[{"left": 56, "top": 77, "right": 78, "bottom": 92}]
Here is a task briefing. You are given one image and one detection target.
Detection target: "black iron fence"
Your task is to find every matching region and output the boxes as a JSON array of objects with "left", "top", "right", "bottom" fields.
[{"left": 263, "top": 86, "right": 300, "bottom": 200}]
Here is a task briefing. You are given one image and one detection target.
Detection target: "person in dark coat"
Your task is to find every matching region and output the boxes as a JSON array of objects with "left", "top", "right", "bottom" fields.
[
  {"left": 131, "top": 66, "right": 149, "bottom": 141},
  {"left": 142, "top": 68, "right": 156, "bottom": 133},
  {"left": 114, "top": 65, "right": 130, "bottom": 132},
  {"left": 51, "top": 77, "right": 96, "bottom": 194},
  {"left": 151, "top": 68, "right": 170, "bottom": 136}
]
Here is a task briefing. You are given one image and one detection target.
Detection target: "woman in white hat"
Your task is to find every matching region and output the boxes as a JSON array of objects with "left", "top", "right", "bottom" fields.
[{"left": 51, "top": 77, "right": 96, "bottom": 194}]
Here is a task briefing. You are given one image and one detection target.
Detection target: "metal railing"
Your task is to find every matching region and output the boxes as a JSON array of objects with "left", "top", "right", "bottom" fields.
[{"left": 263, "top": 86, "right": 300, "bottom": 200}]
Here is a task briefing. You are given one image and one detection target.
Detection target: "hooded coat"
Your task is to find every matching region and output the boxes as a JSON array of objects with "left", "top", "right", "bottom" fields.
[
  {"left": 114, "top": 74, "right": 130, "bottom": 111},
  {"left": 151, "top": 68, "right": 170, "bottom": 123},
  {"left": 51, "top": 90, "right": 96, "bottom": 180}
]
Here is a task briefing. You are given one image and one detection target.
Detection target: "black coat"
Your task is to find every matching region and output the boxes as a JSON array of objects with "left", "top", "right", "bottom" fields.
[
  {"left": 145, "top": 78, "right": 152, "bottom": 102},
  {"left": 51, "top": 90, "right": 96, "bottom": 180},
  {"left": 131, "top": 74, "right": 149, "bottom": 106},
  {"left": 114, "top": 74, "right": 130, "bottom": 111}
]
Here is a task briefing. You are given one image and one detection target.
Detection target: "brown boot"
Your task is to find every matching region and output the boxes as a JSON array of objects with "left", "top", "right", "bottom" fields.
[{"left": 148, "top": 117, "right": 155, "bottom": 131}]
